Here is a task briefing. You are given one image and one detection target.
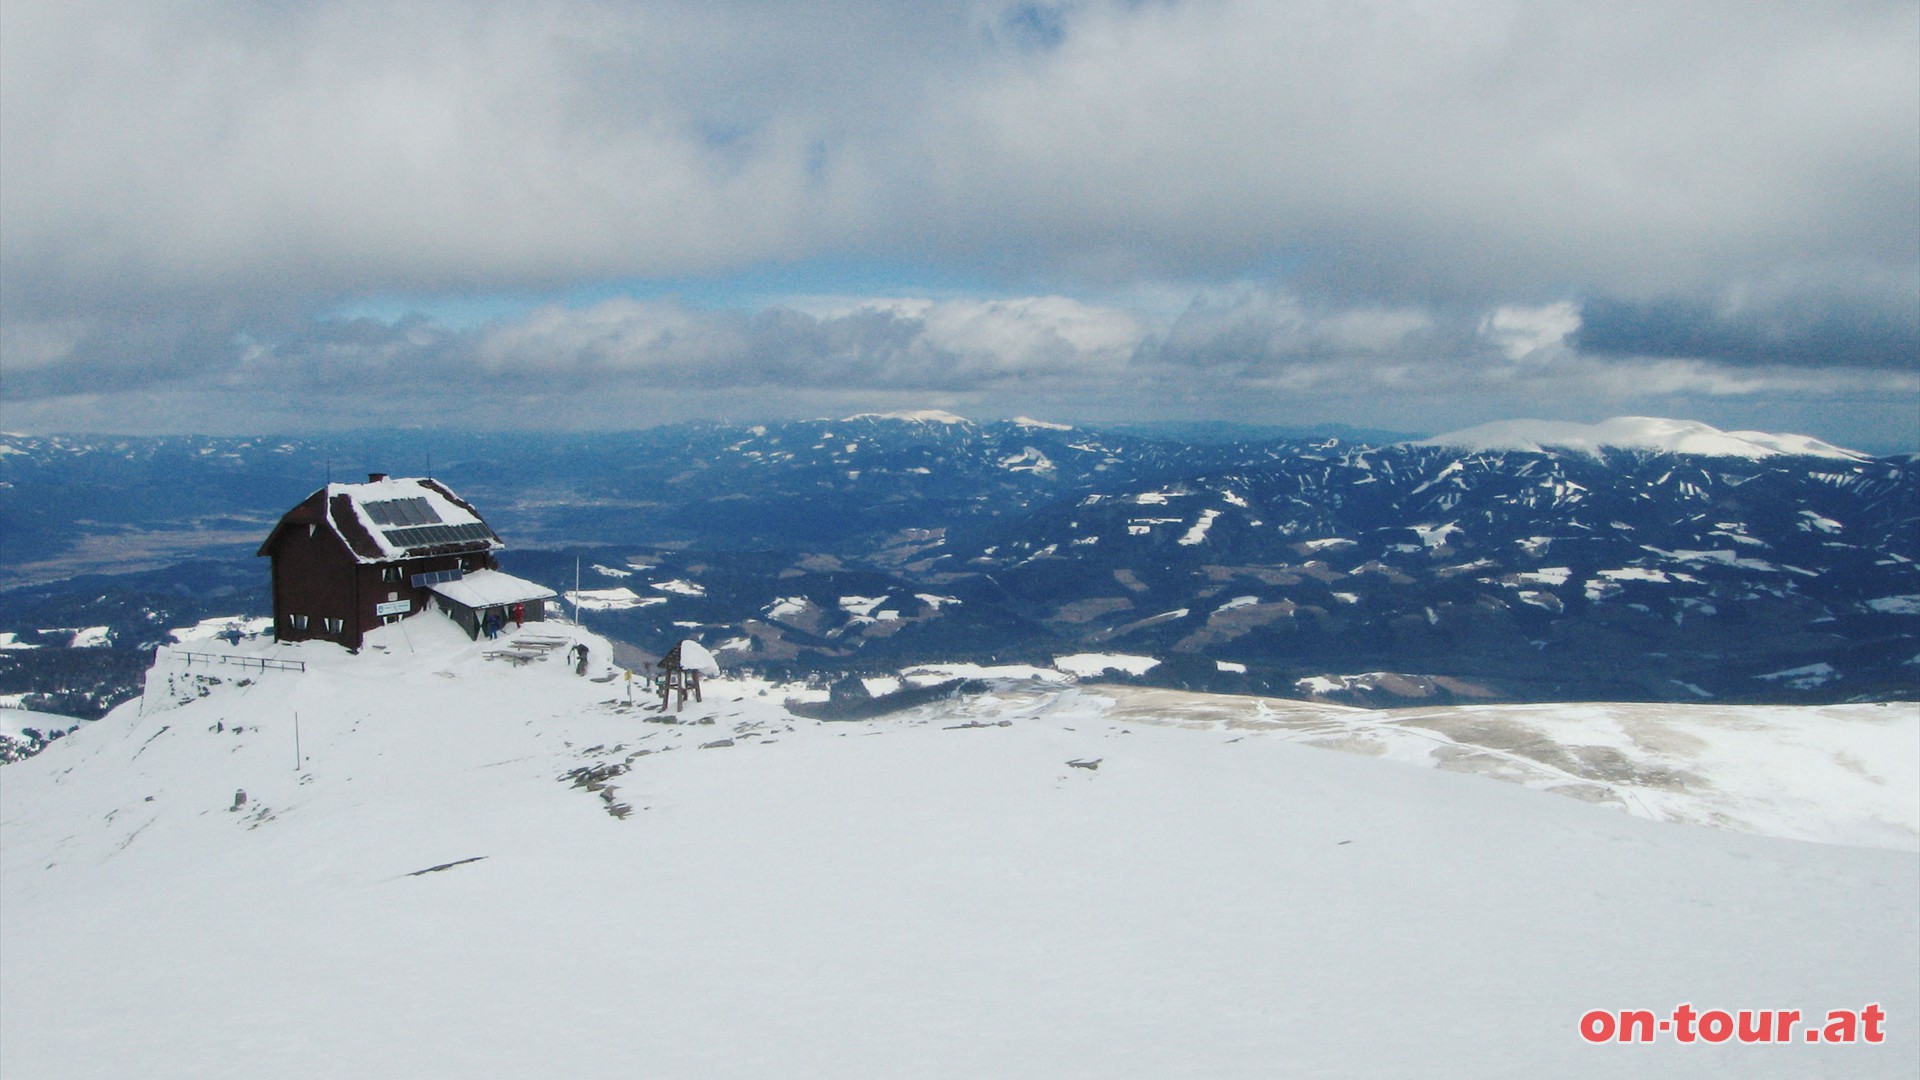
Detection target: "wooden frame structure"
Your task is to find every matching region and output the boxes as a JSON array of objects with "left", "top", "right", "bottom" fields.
[{"left": 654, "top": 640, "right": 718, "bottom": 711}]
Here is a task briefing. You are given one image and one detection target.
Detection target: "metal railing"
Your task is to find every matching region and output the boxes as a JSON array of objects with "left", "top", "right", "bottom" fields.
[{"left": 172, "top": 650, "right": 306, "bottom": 673}]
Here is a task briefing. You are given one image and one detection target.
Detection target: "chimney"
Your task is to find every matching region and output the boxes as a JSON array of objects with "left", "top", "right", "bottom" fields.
[{"left": 368, "top": 472, "right": 388, "bottom": 483}]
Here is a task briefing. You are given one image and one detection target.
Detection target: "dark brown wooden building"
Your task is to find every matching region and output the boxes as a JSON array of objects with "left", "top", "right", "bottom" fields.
[{"left": 257, "top": 474, "right": 554, "bottom": 651}]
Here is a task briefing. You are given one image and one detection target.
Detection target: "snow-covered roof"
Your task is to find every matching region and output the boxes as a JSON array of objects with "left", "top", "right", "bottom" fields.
[
  {"left": 664, "top": 639, "right": 720, "bottom": 676},
  {"left": 261, "top": 476, "right": 504, "bottom": 563},
  {"left": 426, "top": 569, "right": 556, "bottom": 610}
]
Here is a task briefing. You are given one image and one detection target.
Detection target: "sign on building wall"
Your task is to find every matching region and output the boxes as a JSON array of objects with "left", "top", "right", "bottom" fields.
[{"left": 375, "top": 600, "right": 411, "bottom": 616}]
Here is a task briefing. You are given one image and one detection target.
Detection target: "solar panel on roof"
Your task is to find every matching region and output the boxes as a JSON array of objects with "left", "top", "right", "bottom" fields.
[
  {"left": 363, "top": 497, "right": 443, "bottom": 527},
  {"left": 383, "top": 522, "right": 494, "bottom": 549}
]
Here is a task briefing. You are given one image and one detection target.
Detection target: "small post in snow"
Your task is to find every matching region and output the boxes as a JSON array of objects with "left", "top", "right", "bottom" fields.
[{"left": 293, "top": 711, "right": 301, "bottom": 771}]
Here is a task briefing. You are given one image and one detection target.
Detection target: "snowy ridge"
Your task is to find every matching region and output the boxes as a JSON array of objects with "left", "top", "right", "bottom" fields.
[
  {"left": 1010, "top": 415, "right": 1073, "bottom": 430},
  {"left": 3, "top": 614, "right": 1916, "bottom": 1077},
  {"left": 1415, "top": 416, "right": 1869, "bottom": 460},
  {"left": 840, "top": 409, "right": 972, "bottom": 425}
]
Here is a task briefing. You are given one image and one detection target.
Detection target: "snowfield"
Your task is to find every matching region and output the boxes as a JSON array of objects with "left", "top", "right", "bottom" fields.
[
  {"left": 167, "top": 616, "right": 275, "bottom": 644},
  {"left": 2, "top": 612, "right": 1916, "bottom": 1079},
  {"left": 1052, "top": 652, "right": 1161, "bottom": 677},
  {"left": 0, "top": 708, "right": 83, "bottom": 739},
  {"left": 564, "top": 587, "right": 667, "bottom": 611}
]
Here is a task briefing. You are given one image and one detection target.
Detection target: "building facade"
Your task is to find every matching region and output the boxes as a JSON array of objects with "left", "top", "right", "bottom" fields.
[{"left": 257, "top": 474, "right": 551, "bottom": 651}]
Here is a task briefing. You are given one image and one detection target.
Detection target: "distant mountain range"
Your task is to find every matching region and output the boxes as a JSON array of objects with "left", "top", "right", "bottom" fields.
[
  {"left": 1, "top": 415, "right": 1915, "bottom": 714},
  {"left": 1414, "top": 415, "right": 1872, "bottom": 460}
]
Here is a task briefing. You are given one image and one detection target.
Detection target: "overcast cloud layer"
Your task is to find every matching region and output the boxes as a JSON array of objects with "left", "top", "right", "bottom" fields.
[{"left": 3, "top": 1, "right": 1916, "bottom": 448}]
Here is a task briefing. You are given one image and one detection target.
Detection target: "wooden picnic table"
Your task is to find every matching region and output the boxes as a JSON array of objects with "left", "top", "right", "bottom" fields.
[{"left": 483, "top": 648, "right": 543, "bottom": 665}]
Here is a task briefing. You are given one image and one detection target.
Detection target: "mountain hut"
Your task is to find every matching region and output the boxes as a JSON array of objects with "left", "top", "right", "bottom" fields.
[{"left": 257, "top": 474, "right": 555, "bottom": 651}]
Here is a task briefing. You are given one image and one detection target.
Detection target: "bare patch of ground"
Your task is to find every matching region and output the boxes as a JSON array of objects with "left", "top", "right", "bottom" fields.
[
  {"left": 7, "top": 527, "right": 267, "bottom": 589},
  {"left": 1049, "top": 597, "right": 1136, "bottom": 625}
]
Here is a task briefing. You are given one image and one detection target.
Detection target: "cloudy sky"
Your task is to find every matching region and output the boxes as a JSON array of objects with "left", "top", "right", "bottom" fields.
[{"left": 2, "top": 1, "right": 1916, "bottom": 448}]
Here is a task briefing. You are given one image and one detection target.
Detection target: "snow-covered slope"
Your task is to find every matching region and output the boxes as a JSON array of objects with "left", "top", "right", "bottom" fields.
[
  {"left": 1091, "top": 688, "right": 1918, "bottom": 851},
  {"left": 1415, "top": 417, "right": 1870, "bottom": 460},
  {"left": 3, "top": 613, "right": 1916, "bottom": 1078}
]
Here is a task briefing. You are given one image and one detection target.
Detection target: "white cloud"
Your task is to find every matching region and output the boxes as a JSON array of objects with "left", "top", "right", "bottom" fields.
[
  {"left": 924, "top": 0, "right": 1917, "bottom": 296},
  {"left": 1482, "top": 302, "right": 1581, "bottom": 362},
  {"left": 0, "top": 319, "right": 88, "bottom": 373},
  {"left": 4, "top": 0, "right": 1911, "bottom": 305},
  {"left": 446, "top": 293, "right": 1146, "bottom": 392},
  {"left": 1576, "top": 358, "right": 1920, "bottom": 399},
  {"left": 1, "top": 2, "right": 1913, "bottom": 449},
  {"left": 895, "top": 295, "right": 1146, "bottom": 373}
]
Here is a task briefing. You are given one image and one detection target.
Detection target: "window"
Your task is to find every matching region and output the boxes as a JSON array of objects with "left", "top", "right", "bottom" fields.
[
  {"left": 382, "top": 566, "right": 402, "bottom": 583},
  {"left": 323, "top": 617, "right": 344, "bottom": 635},
  {"left": 289, "top": 614, "right": 309, "bottom": 631}
]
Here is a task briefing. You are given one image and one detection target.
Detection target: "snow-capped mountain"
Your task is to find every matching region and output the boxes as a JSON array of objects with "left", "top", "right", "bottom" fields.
[
  {"left": 1415, "top": 416, "right": 1873, "bottom": 461},
  {"left": 3, "top": 614, "right": 1914, "bottom": 1078}
]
